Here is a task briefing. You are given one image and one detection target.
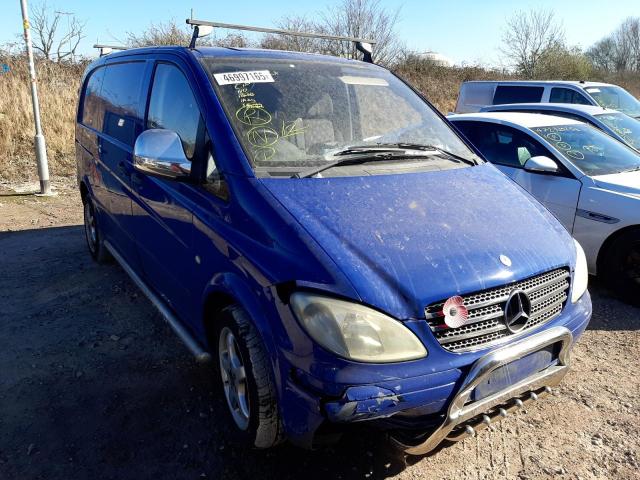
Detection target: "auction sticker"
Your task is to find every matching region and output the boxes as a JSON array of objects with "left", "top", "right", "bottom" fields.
[{"left": 214, "top": 70, "right": 274, "bottom": 85}]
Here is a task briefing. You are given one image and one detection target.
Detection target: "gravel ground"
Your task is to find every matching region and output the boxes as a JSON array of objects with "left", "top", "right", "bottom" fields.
[{"left": 0, "top": 180, "right": 638, "bottom": 480}]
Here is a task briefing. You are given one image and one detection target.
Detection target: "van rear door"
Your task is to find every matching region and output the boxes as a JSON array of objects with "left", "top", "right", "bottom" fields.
[{"left": 455, "top": 82, "right": 496, "bottom": 113}]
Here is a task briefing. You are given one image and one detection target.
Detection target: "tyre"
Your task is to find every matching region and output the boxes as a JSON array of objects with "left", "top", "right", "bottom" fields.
[
  {"left": 601, "top": 229, "right": 640, "bottom": 305},
  {"left": 82, "top": 197, "right": 111, "bottom": 264},
  {"left": 215, "top": 305, "right": 283, "bottom": 448}
]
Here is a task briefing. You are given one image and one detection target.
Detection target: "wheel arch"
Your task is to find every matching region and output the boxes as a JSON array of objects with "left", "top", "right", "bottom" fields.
[
  {"left": 79, "top": 180, "right": 89, "bottom": 203},
  {"left": 596, "top": 224, "right": 640, "bottom": 275},
  {"left": 200, "top": 273, "right": 279, "bottom": 360}
]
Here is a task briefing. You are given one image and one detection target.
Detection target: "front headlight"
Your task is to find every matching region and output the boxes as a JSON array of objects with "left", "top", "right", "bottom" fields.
[
  {"left": 572, "top": 239, "right": 588, "bottom": 303},
  {"left": 290, "top": 293, "right": 427, "bottom": 363}
]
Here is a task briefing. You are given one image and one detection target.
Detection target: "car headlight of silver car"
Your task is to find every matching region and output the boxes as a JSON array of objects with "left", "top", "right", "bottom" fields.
[
  {"left": 290, "top": 292, "right": 427, "bottom": 363},
  {"left": 571, "top": 239, "right": 588, "bottom": 303}
]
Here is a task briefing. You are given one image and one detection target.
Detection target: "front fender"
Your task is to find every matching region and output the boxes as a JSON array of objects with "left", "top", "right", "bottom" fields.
[{"left": 200, "top": 271, "right": 282, "bottom": 381}]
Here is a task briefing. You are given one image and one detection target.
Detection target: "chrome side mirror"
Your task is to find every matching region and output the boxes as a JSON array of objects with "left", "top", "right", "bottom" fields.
[
  {"left": 133, "top": 129, "right": 191, "bottom": 180},
  {"left": 524, "top": 155, "right": 559, "bottom": 174}
]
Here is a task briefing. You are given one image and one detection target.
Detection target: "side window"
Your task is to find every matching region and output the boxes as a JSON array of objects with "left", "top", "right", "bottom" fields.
[
  {"left": 100, "top": 62, "right": 147, "bottom": 146},
  {"left": 493, "top": 86, "right": 544, "bottom": 105},
  {"left": 549, "top": 88, "right": 591, "bottom": 105},
  {"left": 147, "top": 63, "right": 202, "bottom": 160},
  {"left": 454, "top": 121, "right": 553, "bottom": 168},
  {"left": 81, "top": 67, "right": 106, "bottom": 130}
]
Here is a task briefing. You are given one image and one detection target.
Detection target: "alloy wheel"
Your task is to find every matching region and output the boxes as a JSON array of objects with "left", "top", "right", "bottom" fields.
[
  {"left": 218, "top": 327, "right": 250, "bottom": 430},
  {"left": 84, "top": 202, "right": 97, "bottom": 254}
]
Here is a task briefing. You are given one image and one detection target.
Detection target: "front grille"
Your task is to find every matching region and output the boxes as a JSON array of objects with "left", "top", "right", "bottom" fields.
[{"left": 425, "top": 268, "right": 570, "bottom": 352}]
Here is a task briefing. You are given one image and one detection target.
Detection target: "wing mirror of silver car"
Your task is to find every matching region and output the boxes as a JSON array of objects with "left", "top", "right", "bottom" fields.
[
  {"left": 133, "top": 129, "right": 191, "bottom": 180},
  {"left": 524, "top": 156, "right": 559, "bottom": 174}
]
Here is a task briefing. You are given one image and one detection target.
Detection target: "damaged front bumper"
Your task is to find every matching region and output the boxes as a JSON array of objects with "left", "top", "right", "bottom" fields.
[{"left": 324, "top": 326, "right": 573, "bottom": 455}]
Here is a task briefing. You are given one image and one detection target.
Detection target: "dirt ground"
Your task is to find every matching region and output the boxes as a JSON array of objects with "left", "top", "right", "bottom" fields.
[{"left": 0, "top": 179, "right": 638, "bottom": 480}]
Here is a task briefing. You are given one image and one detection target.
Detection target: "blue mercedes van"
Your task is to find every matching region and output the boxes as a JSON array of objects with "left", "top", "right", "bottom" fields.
[{"left": 76, "top": 28, "right": 591, "bottom": 454}]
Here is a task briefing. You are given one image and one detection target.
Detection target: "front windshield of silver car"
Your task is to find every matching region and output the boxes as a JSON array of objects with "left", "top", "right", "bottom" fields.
[
  {"left": 532, "top": 124, "right": 640, "bottom": 176},
  {"left": 585, "top": 86, "right": 640, "bottom": 118},
  {"left": 202, "top": 57, "right": 480, "bottom": 177},
  {"left": 595, "top": 112, "right": 640, "bottom": 150}
]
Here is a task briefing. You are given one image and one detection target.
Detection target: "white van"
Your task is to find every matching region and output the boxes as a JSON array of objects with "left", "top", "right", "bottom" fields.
[{"left": 455, "top": 81, "right": 640, "bottom": 118}]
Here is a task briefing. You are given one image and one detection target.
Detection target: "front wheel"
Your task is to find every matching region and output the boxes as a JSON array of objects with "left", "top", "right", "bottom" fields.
[
  {"left": 601, "top": 230, "right": 640, "bottom": 305},
  {"left": 216, "top": 306, "right": 283, "bottom": 448}
]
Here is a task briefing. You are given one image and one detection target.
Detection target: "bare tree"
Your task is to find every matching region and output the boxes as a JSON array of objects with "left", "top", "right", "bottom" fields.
[
  {"left": 126, "top": 20, "right": 248, "bottom": 48},
  {"left": 125, "top": 21, "right": 192, "bottom": 47},
  {"left": 319, "top": 0, "right": 403, "bottom": 65},
  {"left": 259, "top": 1, "right": 402, "bottom": 64},
  {"left": 126, "top": 1, "right": 402, "bottom": 64},
  {"left": 260, "top": 16, "right": 325, "bottom": 53},
  {"left": 501, "top": 9, "right": 565, "bottom": 77},
  {"left": 30, "top": 2, "right": 85, "bottom": 61},
  {"left": 587, "top": 17, "right": 640, "bottom": 73},
  {"left": 587, "top": 37, "right": 618, "bottom": 71}
]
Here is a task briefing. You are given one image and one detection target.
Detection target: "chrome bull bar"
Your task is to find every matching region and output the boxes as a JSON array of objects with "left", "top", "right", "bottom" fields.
[{"left": 391, "top": 326, "right": 573, "bottom": 456}]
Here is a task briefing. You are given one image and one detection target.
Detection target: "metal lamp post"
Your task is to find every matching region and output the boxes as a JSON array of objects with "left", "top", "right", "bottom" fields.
[{"left": 19, "top": 0, "right": 51, "bottom": 195}]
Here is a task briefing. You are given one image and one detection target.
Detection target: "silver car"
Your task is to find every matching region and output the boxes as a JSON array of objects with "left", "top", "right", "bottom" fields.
[
  {"left": 479, "top": 103, "right": 640, "bottom": 152},
  {"left": 450, "top": 111, "right": 640, "bottom": 304}
]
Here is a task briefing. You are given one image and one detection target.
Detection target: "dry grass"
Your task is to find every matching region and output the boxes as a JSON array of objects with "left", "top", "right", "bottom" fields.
[
  {"left": 0, "top": 54, "right": 639, "bottom": 183},
  {"left": 394, "top": 61, "right": 512, "bottom": 113},
  {"left": 0, "top": 55, "right": 84, "bottom": 183}
]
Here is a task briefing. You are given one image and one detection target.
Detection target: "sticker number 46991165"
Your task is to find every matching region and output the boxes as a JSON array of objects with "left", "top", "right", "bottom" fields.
[{"left": 214, "top": 70, "right": 274, "bottom": 85}]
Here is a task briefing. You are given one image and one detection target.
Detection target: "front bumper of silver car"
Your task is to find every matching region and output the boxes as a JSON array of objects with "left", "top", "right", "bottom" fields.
[{"left": 390, "top": 326, "right": 573, "bottom": 455}]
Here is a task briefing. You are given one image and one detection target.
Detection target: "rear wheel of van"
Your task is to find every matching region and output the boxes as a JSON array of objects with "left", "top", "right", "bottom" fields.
[
  {"left": 82, "top": 198, "right": 111, "bottom": 264},
  {"left": 601, "top": 229, "right": 640, "bottom": 305},
  {"left": 215, "top": 305, "right": 283, "bottom": 448}
]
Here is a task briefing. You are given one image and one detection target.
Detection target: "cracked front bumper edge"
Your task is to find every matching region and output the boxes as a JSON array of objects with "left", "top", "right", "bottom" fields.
[{"left": 390, "top": 325, "right": 573, "bottom": 456}]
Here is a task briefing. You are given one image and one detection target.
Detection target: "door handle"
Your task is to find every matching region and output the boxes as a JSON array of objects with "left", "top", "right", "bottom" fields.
[
  {"left": 117, "top": 161, "right": 130, "bottom": 178},
  {"left": 131, "top": 171, "right": 143, "bottom": 187}
]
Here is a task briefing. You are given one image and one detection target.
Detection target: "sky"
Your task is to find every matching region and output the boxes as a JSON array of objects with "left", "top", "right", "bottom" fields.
[{"left": 1, "top": 0, "right": 638, "bottom": 65}]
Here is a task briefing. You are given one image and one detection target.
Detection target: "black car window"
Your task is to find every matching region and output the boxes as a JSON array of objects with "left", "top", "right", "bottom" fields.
[
  {"left": 493, "top": 86, "right": 544, "bottom": 105},
  {"left": 147, "top": 63, "right": 203, "bottom": 160},
  {"left": 549, "top": 88, "right": 591, "bottom": 105},
  {"left": 81, "top": 66, "right": 106, "bottom": 131},
  {"left": 100, "top": 62, "right": 146, "bottom": 146},
  {"left": 454, "top": 121, "right": 553, "bottom": 168}
]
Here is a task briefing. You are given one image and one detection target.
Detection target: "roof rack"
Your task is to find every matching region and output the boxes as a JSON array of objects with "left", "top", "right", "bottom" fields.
[
  {"left": 93, "top": 44, "right": 128, "bottom": 57},
  {"left": 185, "top": 18, "right": 377, "bottom": 63}
]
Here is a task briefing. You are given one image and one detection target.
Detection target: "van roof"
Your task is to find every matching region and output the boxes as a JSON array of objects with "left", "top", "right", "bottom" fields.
[
  {"left": 448, "top": 111, "right": 582, "bottom": 128},
  {"left": 462, "top": 80, "right": 613, "bottom": 88},
  {"left": 93, "top": 45, "right": 378, "bottom": 66}
]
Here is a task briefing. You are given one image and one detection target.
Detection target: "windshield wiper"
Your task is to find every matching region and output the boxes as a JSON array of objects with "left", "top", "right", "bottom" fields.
[
  {"left": 333, "top": 143, "right": 477, "bottom": 166},
  {"left": 292, "top": 151, "right": 429, "bottom": 178},
  {"left": 621, "top": 165, "right": 640, "bottom": 173}
]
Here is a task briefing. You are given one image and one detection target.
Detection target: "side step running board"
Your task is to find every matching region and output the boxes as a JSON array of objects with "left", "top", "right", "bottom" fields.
[{"left": 104, "top": 241, "right": 211, "bottom": 363}]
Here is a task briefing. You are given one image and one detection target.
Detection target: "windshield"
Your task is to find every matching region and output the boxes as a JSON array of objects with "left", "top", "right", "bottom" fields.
[
  {"left": 585, "top": 86, "right": 640, "bottom": 117},
  {"left": 201, "top": 57, "right": 479, "bottom": 177},
  {"left": 532, "top": 124, "right": 640, "bottom": 176},
  {"left": 595, "top": 112, "right": 640, "bottom": 150}
]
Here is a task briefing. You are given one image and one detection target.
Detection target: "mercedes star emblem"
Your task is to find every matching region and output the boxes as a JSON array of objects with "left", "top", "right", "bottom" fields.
[{"left": 504, "top": 289, "right": 531, "bottom": 333}]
